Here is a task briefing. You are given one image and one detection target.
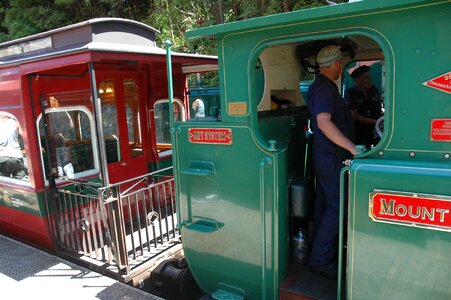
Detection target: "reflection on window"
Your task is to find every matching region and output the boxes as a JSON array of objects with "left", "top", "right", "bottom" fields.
[
  {"left": 100, "top": 80, "right": 121, "bottom": 163},
  {"left": 124, "top": 78, "right": 143, "bottom": 158},
  {"left": 38, "top": 107, "right": 96, "bottom": 179},
  {"left": 154, "top": 100, "right": 183, "bottom": 156},
  {"left": 187, "top": 85, "right": 220, "bottom": 120},
  {"left": 191, "top": 99, "right": 205, "bottom": 118},
  {"left": 0, "top": 113, "right": 29, "bottom": 182}
]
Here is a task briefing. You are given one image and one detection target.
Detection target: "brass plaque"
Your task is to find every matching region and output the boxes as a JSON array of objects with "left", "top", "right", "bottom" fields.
[{"left": 228, "top": 102, "right": 247, "bottom": 115}]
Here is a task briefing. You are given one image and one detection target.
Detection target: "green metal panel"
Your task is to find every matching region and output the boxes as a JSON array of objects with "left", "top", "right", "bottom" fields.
[
  {"left": 348, "top": 159, "right": 451, "bottom": 299},
  {"left": 174, "top": 124, "right": 288, "bottom": 299},
  {"left": 178, "top": 1, "right": 451, "bottom": 299}
]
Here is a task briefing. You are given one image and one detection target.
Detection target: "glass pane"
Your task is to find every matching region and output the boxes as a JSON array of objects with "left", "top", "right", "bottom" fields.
[
  {"left": 154, "top": 101, "right": 182, "bottom": 154},
  {"left": 99, "top": 80, "right": 121, "bottom": 163},
  {"left": 124, "top": 78, "right": 143, "bottom": 158},
  {"left": 47, "top": 111, "right": 76, "bottom": 140},
  {"left": 79, "top": 112, "right": 91, "bottom": 139},
  {"left": 38, "top": 109, "right": 95, "bottom": 179},
  {"left": 0, "top": 114, "right": 29, "bottom": 181}
]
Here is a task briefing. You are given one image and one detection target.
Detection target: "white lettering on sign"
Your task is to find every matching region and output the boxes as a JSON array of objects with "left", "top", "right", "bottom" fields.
[
  {"left": 188, "top": 128, "right": 233, "bottom": 145},
  {"left": 422, "top": 71, "right": 451, "bottom": 94},
  {"left": 379, "top": 198, "right": 449, "bottom": 222},
  {"left": 370, "top": 191, "right": 451, "bottom": 232}
]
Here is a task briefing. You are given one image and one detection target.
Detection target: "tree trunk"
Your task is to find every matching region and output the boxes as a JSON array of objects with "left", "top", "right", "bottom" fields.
[
  {"left": 232, "top": 0, "right": 240, "bottom": 19},
  {"left": 261, "top": 0, "right": 267, "bottom": 15},
  {"left": 165, "top": 1, "right": 175, "bottom": 43},
  {"left": 283, "top": 0, "right": 291, "bottom": 12},
  {"left": 217, "top": 0, "right": 224, "bottom": 24}
]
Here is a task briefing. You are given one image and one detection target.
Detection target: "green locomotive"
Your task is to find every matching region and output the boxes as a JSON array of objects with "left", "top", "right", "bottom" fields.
[{"left": 167, "top": 0, "right": 451, "bottom": 299}]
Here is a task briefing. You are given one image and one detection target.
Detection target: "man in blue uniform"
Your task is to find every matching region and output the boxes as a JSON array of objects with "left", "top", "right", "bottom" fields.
[
  {"left": 344, "top": 65, "right": 383, "bottom": 149},
  {"left": 307, "top": 45, "right": 357, "bottom": 279}
]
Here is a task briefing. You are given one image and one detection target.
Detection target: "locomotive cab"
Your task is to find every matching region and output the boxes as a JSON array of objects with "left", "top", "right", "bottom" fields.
[{"left": 174, "top": 33, "right": 387, "bottom": 299}]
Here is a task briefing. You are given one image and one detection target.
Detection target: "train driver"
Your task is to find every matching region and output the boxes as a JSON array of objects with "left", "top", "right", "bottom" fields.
[
  {"left": 344, "top": 65, "right": 383, "bottom": 149},
  {"left": 306, "top": 45, "right": 357, "bottom": 279}
]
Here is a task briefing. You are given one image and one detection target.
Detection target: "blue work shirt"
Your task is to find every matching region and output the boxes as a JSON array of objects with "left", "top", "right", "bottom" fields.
[{"left": 307, "top": 73, "right": 354, "bottom": 158}]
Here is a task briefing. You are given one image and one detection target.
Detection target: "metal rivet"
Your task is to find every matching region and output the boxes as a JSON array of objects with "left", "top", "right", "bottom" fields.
[
  {"left": 444, "top": 153, "right": 450, "bottom": 159},
  {"left": 378, "top": 151, "right": 384, "bottom": 156},
  {"left": 409, "top": 152, "right": 415, "bottom": 157}
]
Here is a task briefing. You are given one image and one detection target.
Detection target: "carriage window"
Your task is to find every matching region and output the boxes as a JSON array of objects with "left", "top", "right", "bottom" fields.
[
  {"left": 38, "top": 107, "right": 97, "bottom": 179},
  {"left": 153, "top": 99, "right": 184, "bottom": 157},
  {"left": 0, "top": 113, "right": 29, "bottom": 182},
  {"left": 100, "top": 80, "right": 121, "bottom": 163},
  {"left": 124, "top": 78, "right": 143, "bottom": 158}
]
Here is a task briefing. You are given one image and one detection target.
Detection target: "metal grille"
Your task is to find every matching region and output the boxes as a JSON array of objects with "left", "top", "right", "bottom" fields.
[{"left": 52, "top": 167, "right": 179, "bottom": 274}]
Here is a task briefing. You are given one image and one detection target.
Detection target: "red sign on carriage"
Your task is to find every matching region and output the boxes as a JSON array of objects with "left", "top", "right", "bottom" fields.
[
  {"left": 431, "top": 119, "right": 451, "bottom": 142},
  {"left": 369, "top": 191, "right": 451, "bottom": 232},
  {"left": 188, "top": 128, "right": 233, "bottom": 145},
  {"left": 422, "top": 71, "right": 451, "bottom": 94}
]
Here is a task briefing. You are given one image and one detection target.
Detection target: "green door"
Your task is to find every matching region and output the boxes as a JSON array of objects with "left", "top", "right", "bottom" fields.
[
  {"left": 174, "top": 124, "right": 288, "bottom": 299},
  {"left": 347, "top": 159, "right": 451, "bottom": 299}
]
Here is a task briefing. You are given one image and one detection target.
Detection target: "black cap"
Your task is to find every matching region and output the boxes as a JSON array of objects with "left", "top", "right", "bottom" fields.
[{"left": 351, "top": 65, "right": 370, "bottom": 79}]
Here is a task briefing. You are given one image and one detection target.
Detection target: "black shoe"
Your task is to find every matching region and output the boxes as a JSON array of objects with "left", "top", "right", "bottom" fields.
[{"left": 309, "top": 263, "right": 338, "bottom": 280}]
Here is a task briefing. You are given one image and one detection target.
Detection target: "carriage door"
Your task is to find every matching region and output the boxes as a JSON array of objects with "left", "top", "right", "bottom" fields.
[{"left": 97, "top": 73, "right": 148, "bottom": 183}]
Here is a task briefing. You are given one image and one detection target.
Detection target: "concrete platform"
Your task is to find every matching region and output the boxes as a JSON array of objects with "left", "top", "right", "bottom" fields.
[{"left": 0, "top": 234, "right": 163, "bottom": 300}]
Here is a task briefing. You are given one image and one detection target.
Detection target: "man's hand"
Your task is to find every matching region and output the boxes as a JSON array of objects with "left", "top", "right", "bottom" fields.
[{"left": 317, "top": 112, "right": 358, "bottom": 155}]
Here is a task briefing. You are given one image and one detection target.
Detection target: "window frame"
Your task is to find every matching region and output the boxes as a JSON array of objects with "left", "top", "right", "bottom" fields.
[
  {"left": 36, "top": 105, "right": 100, "bottom": 181},
  {"left": 248, "top": 29, "right": 391, "bottom": 154},
  {"left": 153, "top": 98, "right": 185, "bottom": 158}
]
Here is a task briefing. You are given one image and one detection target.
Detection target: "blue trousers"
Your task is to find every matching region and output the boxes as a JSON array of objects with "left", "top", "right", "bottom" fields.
[{"left": 309, "top": 152, "right": 347, "bottom": 267}]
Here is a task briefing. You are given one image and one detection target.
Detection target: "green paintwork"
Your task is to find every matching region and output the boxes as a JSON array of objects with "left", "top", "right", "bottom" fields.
[
  {"left": 175, "top": 124, "right": 288, "bottom": 299},
  {"left": 0, "top": 184, "right": 45, "bottom": 217},
  {"left": 348, "top": 159, "right": 451, "bottom": 299},
  {"left": 177, "top": 1, "right": 451, "bottom": 299},
  {"left": 150, "top": 157, "right": 173, "bottom": 173},
  {"left": 0, "top": 175, "right": 104, "bottom": 218}
]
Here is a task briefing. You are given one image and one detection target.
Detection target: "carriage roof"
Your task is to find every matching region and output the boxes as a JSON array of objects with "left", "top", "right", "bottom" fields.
[{"left": 0, "top": 17, "right": 216, "bottom": 67}]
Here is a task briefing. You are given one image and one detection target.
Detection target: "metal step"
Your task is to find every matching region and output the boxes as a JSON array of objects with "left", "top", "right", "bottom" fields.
[{"left": 279, "top": 260, "right": 338, "bottom": 300}]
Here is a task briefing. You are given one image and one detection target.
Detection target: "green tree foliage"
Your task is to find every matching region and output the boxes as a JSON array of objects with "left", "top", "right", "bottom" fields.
[
  {"left": 0, "top": 0, "right": 348, "bottom": 52},
  {"left": 0, "top": 0, "right": 151, "bottom": 42}
]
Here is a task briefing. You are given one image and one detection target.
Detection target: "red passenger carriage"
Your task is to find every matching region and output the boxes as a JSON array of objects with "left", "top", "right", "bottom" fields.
[{"left": 0, "top": 18, "right": 217, "bottom": 285}]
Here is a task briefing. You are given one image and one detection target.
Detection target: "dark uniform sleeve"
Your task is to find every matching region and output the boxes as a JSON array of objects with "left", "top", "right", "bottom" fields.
[
  {"left": 310, "top": 84, "right": 335, "bottom": 118},
  {"left": 344, "top": 87, "right": 356, "bottom": 110}
]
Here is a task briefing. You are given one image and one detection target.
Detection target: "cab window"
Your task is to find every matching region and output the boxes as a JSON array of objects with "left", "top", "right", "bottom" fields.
[{"left": 256, "top": 35, "right": 385, "bottom": 151}]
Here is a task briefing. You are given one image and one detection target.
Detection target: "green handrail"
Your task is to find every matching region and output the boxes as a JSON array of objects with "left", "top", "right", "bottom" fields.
[
  {"left": 165, "top": 41, "right": 182, "bottom": 227},
  {"left": 338, "top": 162, "right": 352, "bottom": 300}
]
